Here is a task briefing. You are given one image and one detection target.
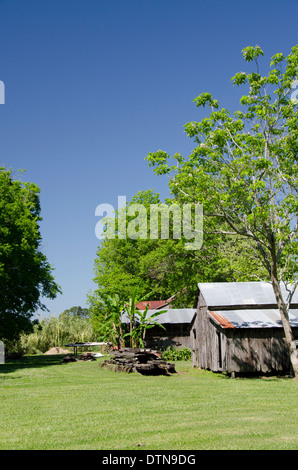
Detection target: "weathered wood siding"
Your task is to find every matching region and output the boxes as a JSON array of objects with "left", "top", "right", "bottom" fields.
[
  {"left": 191, "top": 292, "right": 214, "bottom": 369},
  {"left": 144, "top": 323, "right": 191, "bottom": 350},
  {"left": 219, "top": 327, "right": 291, "bottom": 374}
]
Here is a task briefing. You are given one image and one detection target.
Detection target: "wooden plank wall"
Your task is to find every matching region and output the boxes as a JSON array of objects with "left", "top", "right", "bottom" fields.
[
  {"left": 223, "top": 328, "right": 291, "bottom": 373},
  {"left": 144, "top": 323, "right": 191, "bottom": 350}
]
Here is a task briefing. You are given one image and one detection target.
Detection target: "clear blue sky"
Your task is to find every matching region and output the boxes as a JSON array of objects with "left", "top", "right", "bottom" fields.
[{"left": 0, "top": 0, "right": 297, "bottom": 317}]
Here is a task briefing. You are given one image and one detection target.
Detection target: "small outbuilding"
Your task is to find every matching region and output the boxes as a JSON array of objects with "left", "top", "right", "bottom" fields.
[
  {"left": 191, "top": 282, "right": 298, "bottom": 376},
  {"left": 122, "top": 308, "right": 196, "bottom": 350}
]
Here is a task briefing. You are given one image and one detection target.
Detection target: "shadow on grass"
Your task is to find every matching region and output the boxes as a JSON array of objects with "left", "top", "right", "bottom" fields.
[{"left": 0, "top": 354, "right": 71, "bottom": 373}]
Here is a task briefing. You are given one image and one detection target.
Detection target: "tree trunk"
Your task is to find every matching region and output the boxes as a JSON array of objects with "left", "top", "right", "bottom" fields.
[
  {"left": 271, "top": 275, "right": 298, "bottom": 378},
  {"left": 119, "top": 323, "right": 125, "bottom": 348}
]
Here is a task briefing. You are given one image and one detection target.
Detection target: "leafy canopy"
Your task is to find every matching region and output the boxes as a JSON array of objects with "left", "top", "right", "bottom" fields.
[
  {"left": 91, "top": 189, "right": 266, "bottom": 308},
  {"left": 0, "top": 167, "right": 61, "bottom": 341},
  {"left": 146, "top": 44, "right": 298, "bottom": 291}
]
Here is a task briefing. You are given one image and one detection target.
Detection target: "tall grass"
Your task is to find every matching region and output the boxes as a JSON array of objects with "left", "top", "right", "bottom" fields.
[{"left": 19, "top": 313, "right": 97, "bottom": 354}]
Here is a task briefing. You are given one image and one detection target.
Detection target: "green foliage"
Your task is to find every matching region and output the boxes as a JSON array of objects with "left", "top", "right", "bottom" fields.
[
  {"left": 92, "top": 190, "right": 176, "bottom": 301},
  {"left": 91, "top": 189, "right": 267, "bottom": 309},
  {"left": 161, "top": 346, "right": 191, "bottom": 361},
  {"left": 0, "top": 167, "right": 61, "bottom": 342},
  {"left": 89, "top": 293, "right": 125, "bottom": 348},
  {"left": 89, "top": 288, "right": 166, "bottom": 349},
  {"left": 60, "top": 306, "right": 90, "bottom": 319},
  {"left": 124, "top": 301, "right": 166, "bottom": 348},
  {"left": 147, "top": 46, "right": 298, "bottom": 283},
  {"left": 241, "top": 45, "right": 264, "bottom": 62}
]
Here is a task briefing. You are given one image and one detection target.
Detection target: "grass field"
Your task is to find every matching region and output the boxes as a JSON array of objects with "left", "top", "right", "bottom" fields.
[{"left": 0, "top": 355, "right": 297, "bottom": 450}]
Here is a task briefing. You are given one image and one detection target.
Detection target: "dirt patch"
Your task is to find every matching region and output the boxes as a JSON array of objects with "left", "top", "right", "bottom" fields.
[{"left": 44, "top": 347, "right": 72, "bottom": 355}]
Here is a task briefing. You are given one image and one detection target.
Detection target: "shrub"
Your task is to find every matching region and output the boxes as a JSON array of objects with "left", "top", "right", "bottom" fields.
[{"left": 161, "top": 346, "right": 191, "bottom": 361}]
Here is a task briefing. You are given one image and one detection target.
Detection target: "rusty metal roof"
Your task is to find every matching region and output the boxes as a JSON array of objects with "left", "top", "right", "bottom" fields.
[
  {"left": 209, "top": 311, "right": 235, "bottom": 328},
  {"left": 135, "top": 300, "right": 171, "bottom": 310},
  {"left": 209, "top": 309, "right": 298, "bottom": 329}
]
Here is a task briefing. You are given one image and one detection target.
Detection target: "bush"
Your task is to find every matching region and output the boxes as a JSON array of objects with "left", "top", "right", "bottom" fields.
[{"left": 161, "top": 346, "right": 191, "bottom": 361}]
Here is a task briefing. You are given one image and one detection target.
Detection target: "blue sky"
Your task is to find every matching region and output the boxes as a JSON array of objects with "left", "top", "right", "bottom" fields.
[{"left": 0, "top": 0, "right": 297, "bottom": 317}]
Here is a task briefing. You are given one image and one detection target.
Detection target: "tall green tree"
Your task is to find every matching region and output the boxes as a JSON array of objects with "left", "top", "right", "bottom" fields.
[
  {"left": 0, "top": 168, "right": 61, "bottom": 342},
  {"left": 92, "top": 190, "right": 167, "bottom": 301},
  {"left": 91, "top": 189, "right": 266, "bottom": 306},
  {"left": 59, "top": 306, "right": 90, "bottom": 320},
  {"left": 146, "top": 45, "right": 298, "bottom": 377}
]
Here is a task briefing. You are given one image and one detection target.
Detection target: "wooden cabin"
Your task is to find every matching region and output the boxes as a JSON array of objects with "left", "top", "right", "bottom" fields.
[{"left": 191, "top": 282, "right": 298, "bottom": 376}]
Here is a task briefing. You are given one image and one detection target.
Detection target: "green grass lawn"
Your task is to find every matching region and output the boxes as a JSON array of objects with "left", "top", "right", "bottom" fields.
[{"left": 0, "top": 355, "right": 297, "bottom": 450}]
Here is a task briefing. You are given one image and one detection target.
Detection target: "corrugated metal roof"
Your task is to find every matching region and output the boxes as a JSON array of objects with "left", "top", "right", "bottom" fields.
[
  {"left": 209, "top": 309, "right": 298, "bottom": 329},
  {"left": 198, "top": 282, "right": 298, "bottom": 308},
  {"left": 209, "top": 311, "right": 235, "bottom": 329},
  {"left": 122, "top": 308, "right": 196, "bottom": 325}
]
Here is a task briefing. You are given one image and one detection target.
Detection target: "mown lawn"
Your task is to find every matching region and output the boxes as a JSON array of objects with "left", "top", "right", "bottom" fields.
[{"left": 0, "top": 355, "right": 297, "bottom": 450}]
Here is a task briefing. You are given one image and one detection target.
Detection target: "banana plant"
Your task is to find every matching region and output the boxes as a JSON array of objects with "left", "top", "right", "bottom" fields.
[
  {"left": 97, "top": 293, "right": 125, "bottom": 348},
  {"left": 124, "top": 288, "right": 156, "bottom": 347},
  {"left": 124, "top": 302, "right": 166, "bottom": 348},
  {"left": 135, "top": 305, "right": 167, "bottom": 348}
]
